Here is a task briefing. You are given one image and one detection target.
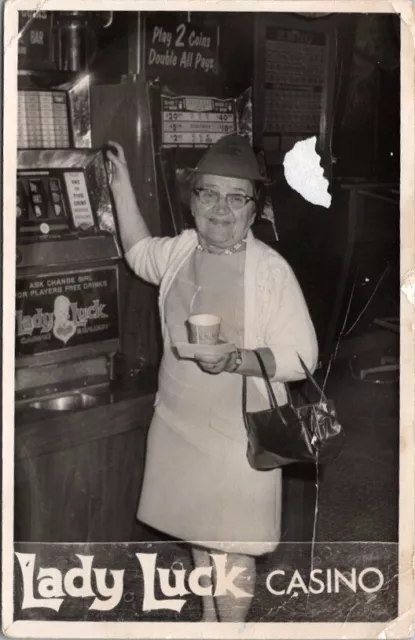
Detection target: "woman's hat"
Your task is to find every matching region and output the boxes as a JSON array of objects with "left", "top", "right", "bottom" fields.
[{"left": 193, "top": 134, "right": 266, "bottom": 182}]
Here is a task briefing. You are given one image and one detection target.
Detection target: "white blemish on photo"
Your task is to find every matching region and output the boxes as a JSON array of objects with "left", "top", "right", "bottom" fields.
[{"left": 283, "top": 136, "right": 332, "bottom": 209}]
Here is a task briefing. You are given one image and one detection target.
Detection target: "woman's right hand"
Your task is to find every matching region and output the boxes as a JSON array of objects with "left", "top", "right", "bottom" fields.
[
  {"left": 105, "top": 140, "right": 151, "bottom": 251},
  {"left": 106, "top": 140, "right": 133, "bottom": 197}
]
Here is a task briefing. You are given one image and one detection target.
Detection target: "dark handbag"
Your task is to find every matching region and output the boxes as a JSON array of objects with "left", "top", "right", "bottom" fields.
[{"left": 242, "top": 351, "right": 344, "bottom": 470}]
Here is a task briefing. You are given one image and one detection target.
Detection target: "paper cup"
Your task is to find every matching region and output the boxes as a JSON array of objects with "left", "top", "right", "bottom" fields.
[{"left": 187, "top": 314, "right": 221, "bottom": 345}]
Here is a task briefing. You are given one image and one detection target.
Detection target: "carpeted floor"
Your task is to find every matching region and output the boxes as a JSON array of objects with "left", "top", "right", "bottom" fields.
[
  {"left": 315, "top": 349, "right": 399, "bottom": 542},
  {"left": 279, "top": 329, "right": 399, "bottom": 544}
]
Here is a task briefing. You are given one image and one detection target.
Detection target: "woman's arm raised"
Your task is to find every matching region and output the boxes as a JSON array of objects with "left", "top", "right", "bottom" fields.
[
  {"left": 106, "top": 140, "right": 151, "bottom": 253},
  {"left": 107, "top": 141, "right": 180, "bottom": 286}
]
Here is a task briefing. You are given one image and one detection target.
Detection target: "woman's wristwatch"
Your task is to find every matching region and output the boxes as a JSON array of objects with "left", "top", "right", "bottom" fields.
[{"left": 227, "top": 347, "right": 243, "bottom": 373}]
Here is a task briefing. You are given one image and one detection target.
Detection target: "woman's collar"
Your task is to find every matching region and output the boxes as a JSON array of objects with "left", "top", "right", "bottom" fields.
[{"left": 193, "top": 228, "right": 255, "bottom": 255}]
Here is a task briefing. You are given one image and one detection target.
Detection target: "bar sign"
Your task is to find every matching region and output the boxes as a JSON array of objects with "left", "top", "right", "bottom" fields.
[{"left": 63, "top": 172, "right": 95, "bottom": 229}]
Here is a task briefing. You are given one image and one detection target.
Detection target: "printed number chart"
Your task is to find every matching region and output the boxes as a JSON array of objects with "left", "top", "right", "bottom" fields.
[
  {"left": 18, "top": 91, "right": 70, "bottom": 149},
  {"left": 161, "top": 95, "right": 236, "bottom": 147}
]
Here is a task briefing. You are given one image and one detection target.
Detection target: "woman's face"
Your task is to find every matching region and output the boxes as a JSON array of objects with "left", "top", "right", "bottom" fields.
[{"left": 191, "top": 174, "right": 256, "bottom": 250}]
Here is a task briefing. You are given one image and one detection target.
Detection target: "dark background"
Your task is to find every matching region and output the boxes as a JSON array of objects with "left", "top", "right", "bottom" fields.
[{"left": 90, "top": 11, "right": 400, "bottom": 182}]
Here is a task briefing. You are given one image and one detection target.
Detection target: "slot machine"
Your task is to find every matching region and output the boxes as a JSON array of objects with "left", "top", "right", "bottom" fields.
[
  {"left": 14, "top": 36, "right": 159, "bottom": 543},
  {"left": 15, "top": 76, "right": 121, "bottom": 410}
]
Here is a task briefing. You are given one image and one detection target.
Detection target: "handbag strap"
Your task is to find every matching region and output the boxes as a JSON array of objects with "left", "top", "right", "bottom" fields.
[
  {"left": 242, "top": 351, "right": 327, "bottom": 417},
  {"left": 253, "top": 350, "right": 278, "bottom": 408},
  {"left": 242, "top": 350, "right": 288, "bottom": 426},
  {"left": 254, "top": 350, "right": 296, "bottom": 413},
  {"left": 297, "top": 355, "right": 328, "bottom": 403}
]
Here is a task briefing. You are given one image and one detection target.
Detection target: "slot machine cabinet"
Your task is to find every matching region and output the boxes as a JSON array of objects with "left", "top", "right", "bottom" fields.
[
  {"left": 14, "top": 147, "right": 155, "bottom": 543},
  {"left": 14, "top": 81, "right": 156, "bottom": 543},
  {"left": 15, "top": 148, "right": 121, "bottom": 408}
]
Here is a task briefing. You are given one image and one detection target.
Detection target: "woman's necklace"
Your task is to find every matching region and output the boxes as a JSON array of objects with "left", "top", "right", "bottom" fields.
[{"left": 196, "top": 237, "right": 247, "bottom": 255}]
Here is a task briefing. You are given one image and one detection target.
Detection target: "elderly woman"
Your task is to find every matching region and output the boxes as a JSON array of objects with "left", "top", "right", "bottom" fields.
[{"left": 107, "top": 134, "right": 318, "bottom": 623}]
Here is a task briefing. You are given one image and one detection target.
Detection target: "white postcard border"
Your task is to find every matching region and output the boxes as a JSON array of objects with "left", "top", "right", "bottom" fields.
[{"left": 2, "top": 1, "right": 414, "bottom": 638}]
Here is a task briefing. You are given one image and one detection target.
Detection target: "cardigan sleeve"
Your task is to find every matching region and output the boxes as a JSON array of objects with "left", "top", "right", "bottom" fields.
[
  {"left": 262, "top": 256, "right": 319, "bottom": 383},
  {"left": 124, "top": 235, "right": 180, "bottom": 286}
]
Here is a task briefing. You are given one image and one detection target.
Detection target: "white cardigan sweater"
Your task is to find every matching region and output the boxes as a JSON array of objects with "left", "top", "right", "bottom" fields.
[{"left": 125, "top": 229, "right": 318, "bottom": 405}]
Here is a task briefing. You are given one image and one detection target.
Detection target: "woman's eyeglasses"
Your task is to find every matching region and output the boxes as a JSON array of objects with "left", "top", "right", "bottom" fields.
[{"left": 192, "top": 188, "right": 256, "bottom": 211}]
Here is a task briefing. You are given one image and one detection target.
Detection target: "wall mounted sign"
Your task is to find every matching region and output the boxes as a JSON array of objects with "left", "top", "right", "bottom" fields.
[
  {"left": 254, "top": 15, "right": 336, "bottom": 166},
  {"left": 18, "top": 10, "right": 55, "bottom": 71},
  {"left": 161, "top": 95, "right": 236, "bottom": 147},
  {"left": 264, "top": 27, "right": 326, "bottom": 136},
  {"left": 145, "top": 16, "right": 219, "bottom": 76},
  {"left": 16, "top": 267, "right": 119, "bottom": 357}
]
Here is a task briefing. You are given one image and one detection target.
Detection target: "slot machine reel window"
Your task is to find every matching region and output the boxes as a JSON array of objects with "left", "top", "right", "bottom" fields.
[
  {"left": 17, "top": 172, "right": 71, "bottom": 236},
  {"left": 17, "top": 149, "right": 117, "bottom": 239}
]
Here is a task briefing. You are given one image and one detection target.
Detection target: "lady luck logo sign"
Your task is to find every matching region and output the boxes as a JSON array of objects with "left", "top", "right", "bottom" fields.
[{"left": 15, "top": 268, "right": 119, "bottom": 356}]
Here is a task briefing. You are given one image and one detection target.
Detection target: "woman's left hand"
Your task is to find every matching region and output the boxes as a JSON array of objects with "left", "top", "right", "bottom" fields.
[{"left": 194, "top": 352, "right": 235, "bottom": 375}]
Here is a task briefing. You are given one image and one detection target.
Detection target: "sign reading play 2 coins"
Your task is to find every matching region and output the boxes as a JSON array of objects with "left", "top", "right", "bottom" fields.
[
  {"left": 161, "top": 96, "right": 236, "bottom": 147},
  {"left": 145, "top": 16, "right": 219, "bottom": 75},
  {"left": 16, "top": 268, "right": 119, "bottom": 356}
]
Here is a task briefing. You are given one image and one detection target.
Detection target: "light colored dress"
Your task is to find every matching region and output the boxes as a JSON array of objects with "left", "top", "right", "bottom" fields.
[{"left": 137, "top": 248, "right": 282, "bottom": 556}]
